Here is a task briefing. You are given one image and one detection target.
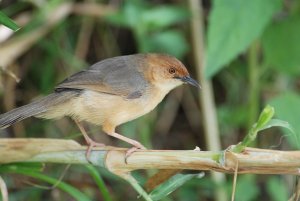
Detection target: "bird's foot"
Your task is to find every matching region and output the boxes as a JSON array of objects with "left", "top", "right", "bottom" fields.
[
  {"left": 73, "top": 120, "right": 106, "bottom": 162},
  {"left": 85, "top": 139, "right": 105, "bottom": 163},
  {"left": 125, "top": 142, "right": 146, "bottom": 164}
]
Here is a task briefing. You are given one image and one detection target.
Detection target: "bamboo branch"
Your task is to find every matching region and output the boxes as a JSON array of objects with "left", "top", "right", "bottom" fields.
[{"left": 1, "top": 138, "right": 300, "bottom": 175}]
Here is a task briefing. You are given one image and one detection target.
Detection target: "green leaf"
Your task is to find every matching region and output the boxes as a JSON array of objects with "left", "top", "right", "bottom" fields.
[
  {"left": 149, "top": 173, "right": 204, "bottom": 201},
  {"left": 266, "top": 177, "right": 289, "bottom": 201},
  {"left": 0, "top": 163, "right": 44, "bottom": 172},
  {"left": 0, "top": 11, "right": 20, "bottom": 31},
  {"left": 255, "top": 105, "right": 275, "bottom": 129},
  {"left": 262, "top": 14, "right": 300, "bottom": 75},
  {"left": 205, "top": 0, "right": 282, "bottom": 78},
  {"left": 259, "top": 119, "right": 295, "bottom": 134},
  {"left": 269, "top": 91, "right": 300, "bottom": 148}
]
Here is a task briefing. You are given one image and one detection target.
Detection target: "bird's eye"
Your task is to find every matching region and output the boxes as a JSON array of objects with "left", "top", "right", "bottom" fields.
[{"left": 168, "top": 67, "right": 176, "bottom": 74}]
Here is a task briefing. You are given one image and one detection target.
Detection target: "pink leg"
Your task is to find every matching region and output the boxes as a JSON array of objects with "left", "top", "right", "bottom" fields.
[
  {"left": 106, "top": 132, "right": 146, "bottom": 162},
  {"left": 74, "top": 119, "right": 105, "bottom": 160},
  {"left": 107, "top": 132, "right": 146, "bottom": 149}
]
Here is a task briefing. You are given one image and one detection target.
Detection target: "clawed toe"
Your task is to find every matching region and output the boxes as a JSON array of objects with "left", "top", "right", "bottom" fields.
[
  {"left": 74, "top": 120, "right": 106, "bottom": 163},
  {"left": 125, "top": 145, "right": 146, "bottom": 164},
  {"left": 85, "top": 140, "right": 106, "bottom": 163}
]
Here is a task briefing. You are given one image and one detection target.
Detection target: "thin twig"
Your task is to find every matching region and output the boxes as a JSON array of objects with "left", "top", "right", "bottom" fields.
[
  {"left": 289, "top": 176, "right": 300, "bottom": 201},
  {"left": 0, "top": 67, "right": 20, "bottom": 83},
  {"left": 0, "top": 176, "right": 8, "bottom": 201},
  {"left": 75, "top": 13, "right": 94, "bottom": 59},
  {"left": 188, "top": 0, "right": 226, "bottom": 200},
  {"left": 295, "top": 177, "right": 300, "bottom": 201},
  {"left": 231, "top": 161, "right": 239, "bottom": 201},
  {"left": 23, "top": 164, "right": 71, "bottom": 190}
]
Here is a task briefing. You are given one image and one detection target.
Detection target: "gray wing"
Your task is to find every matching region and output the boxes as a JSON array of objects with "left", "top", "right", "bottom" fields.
[{"left": 55, "top": 55, "right": 147, "bottom": 99}]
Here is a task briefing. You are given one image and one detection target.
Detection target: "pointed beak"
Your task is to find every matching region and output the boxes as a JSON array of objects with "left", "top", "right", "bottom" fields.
[{"left": 181, "top": 76, "right": 201, "bottom": 88}]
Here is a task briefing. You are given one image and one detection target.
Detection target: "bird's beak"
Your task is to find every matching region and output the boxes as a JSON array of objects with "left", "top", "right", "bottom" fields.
[{"left": 181, "top": 76, "right": 201, "bottom": 88}]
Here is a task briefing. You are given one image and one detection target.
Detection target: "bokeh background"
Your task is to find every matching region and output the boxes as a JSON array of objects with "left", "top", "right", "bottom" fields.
[{"left": 1, "top": 0, "right": 300, "bottom": 200}]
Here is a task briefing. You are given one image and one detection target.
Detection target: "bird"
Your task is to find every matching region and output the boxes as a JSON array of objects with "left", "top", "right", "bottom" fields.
[{"left": 0, "top": 53, "right": 199, "bottom": 159}]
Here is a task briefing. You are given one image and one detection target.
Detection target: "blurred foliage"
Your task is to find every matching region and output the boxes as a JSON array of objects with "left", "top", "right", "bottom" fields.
[
  {"left": 266, "top": 176, "right": 289, "bottom": 201},
  {"left": 105, "top": 0, "right": 189, "bottom": 58},
  {"left": 1, "top": 0, "right": 300, "bottom": 200},
  {"left": 226, "top": 175, "right": 260, "bottom": 201}
]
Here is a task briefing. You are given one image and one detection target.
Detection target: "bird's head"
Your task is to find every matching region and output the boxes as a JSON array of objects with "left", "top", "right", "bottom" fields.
[{"left": 144, "top": 54, "right": 200, "bottom": 92}]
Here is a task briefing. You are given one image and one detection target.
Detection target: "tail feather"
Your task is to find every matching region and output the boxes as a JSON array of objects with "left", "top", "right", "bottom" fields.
[{"left": 0, "top": 91, "right": 79, "bottom": 129}]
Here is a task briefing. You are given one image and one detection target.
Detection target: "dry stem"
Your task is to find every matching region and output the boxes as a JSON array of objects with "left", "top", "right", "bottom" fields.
[{"left": 0, "top": 138, "right": 300, "bottom": 176}]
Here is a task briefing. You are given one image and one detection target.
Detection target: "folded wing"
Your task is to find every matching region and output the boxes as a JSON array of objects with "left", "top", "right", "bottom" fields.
[{"left": 55, "top": 55, "right": 148, "bottom": 99}]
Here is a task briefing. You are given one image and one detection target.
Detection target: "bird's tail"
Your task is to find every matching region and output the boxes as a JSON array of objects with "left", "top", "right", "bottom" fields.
[{"left": 0, "top": 91, "right": 78, "bottom": 129}]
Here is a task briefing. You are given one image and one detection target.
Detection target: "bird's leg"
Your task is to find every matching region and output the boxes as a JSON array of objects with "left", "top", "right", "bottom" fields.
[
  {"left": 107, "top": 132, "right": 146, "bottom": 162},
  {"left": 73, "top": 119, "right": 105, "bottom": 160},
  {"left": 107, "top": 132, "right": 146, "bottom": 149},
  {"left": 103, "top": 125, "right": 146, "bottom": 162}
]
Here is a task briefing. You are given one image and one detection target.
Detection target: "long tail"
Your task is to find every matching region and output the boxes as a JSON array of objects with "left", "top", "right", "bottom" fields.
[{"left": 0, "top": 91, "right": 79, "bottom": 129}]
